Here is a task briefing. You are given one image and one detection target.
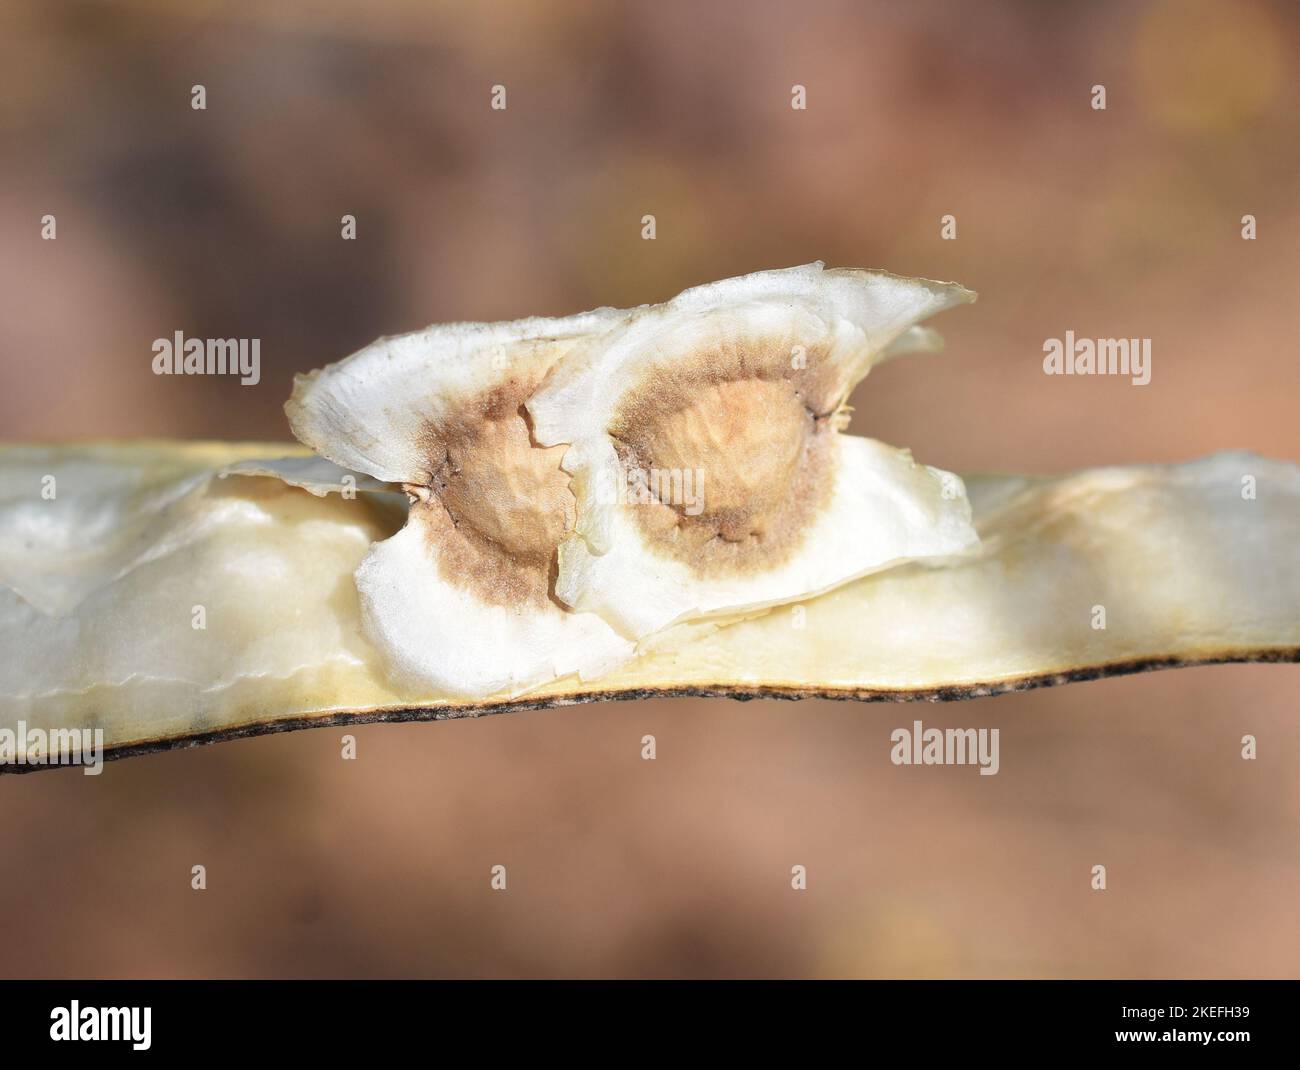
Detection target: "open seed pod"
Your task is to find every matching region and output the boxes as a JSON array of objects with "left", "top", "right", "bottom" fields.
[
  {"left": 282, "top": 266, "right": 977, "bottom": 696},
  {"left": 283, "top": 265, "right": 978, "bottom": 697},
  {"left": 2, "top": 266, "right": 1296, "bottom": 770},
  {"left": 1, "top": 444, "right": 1295, "bottom": 769},
  {"left": 527, "top": 264, "right": 980, "bottom": 638}
]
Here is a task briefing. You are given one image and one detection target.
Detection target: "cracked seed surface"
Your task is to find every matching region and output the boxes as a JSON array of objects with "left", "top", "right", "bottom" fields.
[
  {"left": 414, "top": 372, "right": 573, "bottom": 608},
  {"left": 607, "top": 337, "right": 841, "bottom": 577}
]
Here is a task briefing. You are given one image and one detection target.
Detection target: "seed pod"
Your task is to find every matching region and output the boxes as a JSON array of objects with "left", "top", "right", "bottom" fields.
[
  {"left": 3, "top": 266, "right": 1297, "bottom": 769},
  {"left": 1, "top": 445, "right": 1295, "bottom": 769}
]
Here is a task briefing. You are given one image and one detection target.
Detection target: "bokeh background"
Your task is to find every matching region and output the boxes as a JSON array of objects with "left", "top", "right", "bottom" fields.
[{"left": 2, "top": 0, "right": 1298, "bottom": 977}]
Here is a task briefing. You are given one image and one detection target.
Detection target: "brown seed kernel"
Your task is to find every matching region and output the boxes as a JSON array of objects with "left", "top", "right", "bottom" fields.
[
  {"left": 607, "top": 337, "right": 843, "bottom": 577},
  {"left": 413, "top": 369, "right": 573, "bottom": 608}
]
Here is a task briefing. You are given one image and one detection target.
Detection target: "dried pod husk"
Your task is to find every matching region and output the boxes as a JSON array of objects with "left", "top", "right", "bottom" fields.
[{"left": 1, "top": 444, "right": 1295, "bottom": 769}]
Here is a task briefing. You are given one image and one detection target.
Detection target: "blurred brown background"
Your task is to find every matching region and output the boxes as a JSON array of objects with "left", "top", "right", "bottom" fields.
[{"left": 1, "top": 0, "right": 1297, "bottom": 977}]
